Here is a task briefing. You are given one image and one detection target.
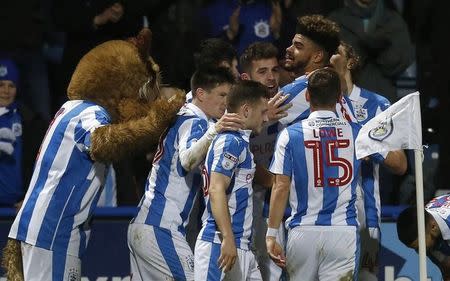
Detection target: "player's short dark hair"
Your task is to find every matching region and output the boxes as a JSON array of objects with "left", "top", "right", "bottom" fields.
[
  {"left": 239, "top": 42, "right": 279, "bottom": 73},
  {"left": 296, "top": 15, "right": 340, "bottom": 60},
  {"left": 307, "top": 68, "right": 341, "bottom": 107},
  {"left": 190, "top": 67, "right": 235, "bottom": 95},
  {"left": 340, "top": 41, "right": 362, "bottom": 82},
  {"left": 227, "top": 80, "right": 270, "bottom": 113},
  {"left": 194, "top": 38, "right": 237, "bottom": 69},
  {"left": 396, "top": 206, "right": 432, "bottom": 246}
]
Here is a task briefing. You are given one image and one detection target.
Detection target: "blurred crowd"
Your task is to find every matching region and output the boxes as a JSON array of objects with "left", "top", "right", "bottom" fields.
[{"left": 0, "top": 0, "right": 448, "bottom": 208}]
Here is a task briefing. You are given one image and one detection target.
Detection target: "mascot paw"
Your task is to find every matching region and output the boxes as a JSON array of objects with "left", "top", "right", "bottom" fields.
[{"left": 2, "top": 239, "right": 24, "bottom": 281}]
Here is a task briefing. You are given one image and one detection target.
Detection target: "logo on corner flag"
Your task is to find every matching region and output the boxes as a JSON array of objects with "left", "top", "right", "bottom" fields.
[{"left": 368, "top": 116, "right": 394, "bottom": 142}]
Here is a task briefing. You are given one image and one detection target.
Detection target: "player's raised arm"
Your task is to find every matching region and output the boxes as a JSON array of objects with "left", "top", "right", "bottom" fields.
[
  {"left": 209, "top": 171, "right": 237, "bottom": 272},
  {"left": 382, "top": 149, "right": 407, "bottom": 175}
]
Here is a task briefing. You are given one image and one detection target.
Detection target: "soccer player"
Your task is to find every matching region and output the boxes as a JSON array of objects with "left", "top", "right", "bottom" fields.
[
  {"left": 278, "top": 15, "right": 356, "bottom": 126},
  {"left": 195, "top": 80, "right": 269, "bottom": 281},
  {"left": 266, "top": 68, "right": 405, "bottom": 280},
  {"left": 397, "top": 194, "right": 450, "bottom": 280},
  {"left": 331, "top": 41, "right": 407, "bottom": 280},
  {"left": 185, "top": 38, "right": 239, "bottom": 103},
  {"left": 128, "top": 67, "right": 242, "bottom": 281},
  {"left": 239, "top": 41, "right": 288, "bottom": 281}
]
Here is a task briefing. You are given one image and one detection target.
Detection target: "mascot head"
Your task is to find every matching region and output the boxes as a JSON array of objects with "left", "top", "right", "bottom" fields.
[{"left": 67, "top": 28, "right": 160, "bottom": 122}]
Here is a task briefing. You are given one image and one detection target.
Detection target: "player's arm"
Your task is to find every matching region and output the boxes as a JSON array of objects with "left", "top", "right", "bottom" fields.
[
  {"left": 179, "top": 113, "right": 244, "bottom": 171},
  {"left": 382, "top": 149, "right": 407, "bottom": 175},
  {"left": 254, "top": 165, "right": 274, "bottom": 189},
  {"left": 209, "top": 171, "right": 237, "bottom": 272},
  {"left": 266, "top": 173, "right": 289, "bottom": 268},
  {"left": 429, "top": 251, "right": 450, "bottom": 280}
]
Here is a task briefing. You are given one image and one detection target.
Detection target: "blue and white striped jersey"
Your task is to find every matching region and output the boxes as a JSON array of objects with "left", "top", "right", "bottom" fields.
[
  {"left": 186, "top": 90, "right": 193, "bottom": 104},
  {"left": 348, "top": 85, "right": 390, "bottom": 229},
  {"left": 199, "top": 130, "right": 255, "bottom": 250},
  {"left": 269, "top": 111, "right": 362, "bottom": 229},
  {"left": 9, "top": 100, "right": 111, "bottom": 257},
  {"left": 261, "top": 75, "right": 357, "bottom": 218},
  {"left": 132, "top": 103, "right": 207, "bottom": 235},
  {"left": 278, "top": 75, "right": 357, "bottom": 126}
]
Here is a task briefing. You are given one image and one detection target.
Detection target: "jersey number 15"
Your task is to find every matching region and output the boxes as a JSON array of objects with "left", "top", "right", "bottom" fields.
[{"left": 304, "top": 139, "right": 353, "bottom": 187}]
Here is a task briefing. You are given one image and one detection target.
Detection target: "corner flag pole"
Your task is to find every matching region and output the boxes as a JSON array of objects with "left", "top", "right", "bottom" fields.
[{"left": 415, "top": 148, "right": 427, "bottom": 281}]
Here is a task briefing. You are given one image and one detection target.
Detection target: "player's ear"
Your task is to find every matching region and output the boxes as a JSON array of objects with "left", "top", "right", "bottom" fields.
[
  {"left": 305, "top": 90, "right": 310, "bottom": 102},
  {"left": 240, "top": 73, "right": 250, "bottom": 80},
  {"left": 195, "top": 88, "right": 206, "bottom": 102},
  {"left": 429, "top": 217, "right": 441, "bottom": 238},
  {"left": 313, "top": 50, "right": 324, "bottom": 64},
  {"left": 242, "top": 103, "right": 250, "bottom": 118}
]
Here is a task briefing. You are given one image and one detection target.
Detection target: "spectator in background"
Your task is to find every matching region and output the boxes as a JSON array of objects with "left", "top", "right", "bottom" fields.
[
  {"left": 329, "top": 0, "right": 414, "bottom": 102},
  {"left": 0, "top": 59, "right": 23, "bottom": 207},
  {"left": 200, "top": 0, "right": 282, "bottom": 55},
  {"left": 53, "top": 0, "right": 160, "bottom": 105},
  {"left": 0, "top": 1, "right": 52, "bottom": 121}
]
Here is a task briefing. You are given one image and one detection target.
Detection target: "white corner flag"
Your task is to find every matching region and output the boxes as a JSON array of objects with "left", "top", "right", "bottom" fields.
[
  {"left": 355, "top": 91, "right": 422, "bottom": 160},
  {"left": 356, "top": 91, "right": 429, "bottom": 281}
]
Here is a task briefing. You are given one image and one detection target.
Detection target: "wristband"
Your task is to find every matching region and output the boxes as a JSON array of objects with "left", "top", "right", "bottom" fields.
[{"left": 266, "top": 227, "right": 278, "bottom": 238}]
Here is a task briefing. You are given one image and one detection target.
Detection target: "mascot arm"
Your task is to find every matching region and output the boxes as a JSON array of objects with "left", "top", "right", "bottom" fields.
[
  {"left": 179, "top": 125, "right": 218, "bottom": 171},
  {"left": 89, "top": 94, "right": 184, "bottom": 163}
]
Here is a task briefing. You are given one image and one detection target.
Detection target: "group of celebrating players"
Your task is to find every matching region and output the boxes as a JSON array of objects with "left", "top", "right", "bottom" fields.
[{"left": 8, "top": 14, "right": 409, "bottom": 281}]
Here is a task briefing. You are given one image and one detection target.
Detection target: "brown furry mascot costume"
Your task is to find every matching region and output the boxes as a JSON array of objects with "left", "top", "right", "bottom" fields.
[{"left": 2, "top": 28, "right": 184, "bottom": 281}]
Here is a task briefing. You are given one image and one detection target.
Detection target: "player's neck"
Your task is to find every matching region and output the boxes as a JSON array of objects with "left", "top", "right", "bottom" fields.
[
  {"left": 344, "top": 75, "right": 354, "bottom": 97},
  {"left": 310, "top": 105, "right": 336, "bottom": 113}
]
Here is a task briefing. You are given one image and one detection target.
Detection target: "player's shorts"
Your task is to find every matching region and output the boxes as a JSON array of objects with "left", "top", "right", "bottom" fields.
[
  {"left": 252, "top": 215, "right": 286, "bottom": 281},
  {"left": 128, "top": 223, "right": 194, "bottom": 281},
  {"left": 21, "top": 241, "right": 81, "bottom": 281},
  {"left": 194, "top": 239, "right": 262, "bottom": 281},
  {"left": 286, "top": 225, "right": 359, "bottom": 281}
]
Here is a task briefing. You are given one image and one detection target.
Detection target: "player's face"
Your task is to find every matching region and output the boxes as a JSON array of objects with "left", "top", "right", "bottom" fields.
[
  {"left": 330, "top": 45, "right": 348, "bottom": 76},
  {"left": 246, "top": 97, "right": 269, "bottom": 135},
  {"left": 220, "top": 59, "right": 240, "bottom": 80},
  {"left": 285, "top": 34, "right": 317, "bottom": 74},
  {"left": 248, "top": 58, "right": 280, "bottom": 97},
  {"left": 203, "top": 83, "right": 232, "bottom": 120},
  {"left": 0, "top": 80, "right": 17, "bottom": 107}
]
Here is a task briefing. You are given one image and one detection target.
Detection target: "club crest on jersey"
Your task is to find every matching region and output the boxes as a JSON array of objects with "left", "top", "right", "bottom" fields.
[
  {"left": 254, "top": 20, "right": 270, "bottom": 38},
  {"left": 368, "top": 116, "right": 393, "bottom": 142},
  {"left": 221, "top": 152, "right": 238, "bottom": 170},
  {"left": 354, "top": 104, "right": 368, "bottom": 122}
]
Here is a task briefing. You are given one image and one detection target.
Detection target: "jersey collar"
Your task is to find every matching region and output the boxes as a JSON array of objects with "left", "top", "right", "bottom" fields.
[
  {"left": 348, "top": 85, "right": 361, "bottom": 102},
  {"left": 186, "top": 102, "right": 209, "bottom": 121},
  {"left": 238, "top": 129, "right": 252, "bottom": 142},
  {"left": 308, "top": 110, "right": 338, "bottom": 119}
]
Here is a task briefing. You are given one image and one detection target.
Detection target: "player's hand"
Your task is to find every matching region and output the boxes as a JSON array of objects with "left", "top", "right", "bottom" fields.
[
  {"left": 267, "top": 91, "right": 292, "bottom": 122},
  {"left": 218, "top": 237, "right": 237, "bottom": 272},
  {"left": 361, "top": 228, "right": 379, "bottom": 273},
  {"left": 215, "top": 113, "right": 244, "bottom": 133},
  {"left": 266, "top": 236, "right": 286, "bottom": 268}
]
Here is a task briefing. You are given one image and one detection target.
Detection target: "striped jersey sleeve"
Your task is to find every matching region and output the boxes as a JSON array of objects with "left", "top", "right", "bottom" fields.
[{"left": 269, "top": 129, "right": 292, "bottom": 177}]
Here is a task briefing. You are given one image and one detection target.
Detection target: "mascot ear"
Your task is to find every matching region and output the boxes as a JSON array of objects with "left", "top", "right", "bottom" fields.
[{"left": 128, "top": 28, "right": 152, "bottom": 60}]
